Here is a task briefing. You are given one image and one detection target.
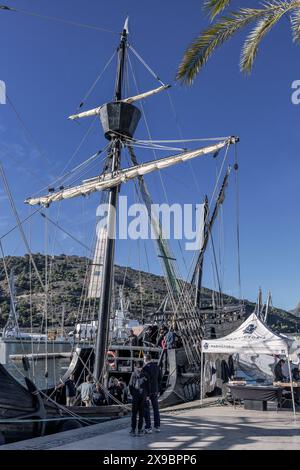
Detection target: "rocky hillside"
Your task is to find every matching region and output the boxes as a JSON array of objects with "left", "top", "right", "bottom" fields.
[
  {"left": 0, "top": 254, "right": 299, "bottom": 333},
  {"left": 290, "top": 302, "right": 300, "bottom": 318}
]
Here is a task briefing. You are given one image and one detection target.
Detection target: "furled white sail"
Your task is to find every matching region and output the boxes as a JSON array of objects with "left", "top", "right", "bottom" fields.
[
  {"left": 68, "top": 85, "right": 171, "bottom": 121},
  {"left": 122, "top": 85, "right": 171, "bottom": 104},
  {"left": 25, "top": 138, "right": 236, "bottom": 207},
  {"left": 68, "top": 105, "right": 104, "bottom": 121},
  {"left": 88, "top": 227, "right": 107, "bottom": 298}
]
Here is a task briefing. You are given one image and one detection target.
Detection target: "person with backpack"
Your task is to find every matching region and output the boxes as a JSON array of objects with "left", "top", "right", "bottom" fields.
[{"left": 129, "top": 361, "right": 149, "bottom": 436}]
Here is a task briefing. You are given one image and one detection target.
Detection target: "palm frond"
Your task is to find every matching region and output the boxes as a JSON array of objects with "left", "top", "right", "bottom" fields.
[
  {"left": 241, "top": 9, "right": 288, "bottom": 73},
  {"left": 204, "top": 0, "right": 232, "bottom": 20},
  {"left": 291, "top": 7, "right": 300, "bottom": 42},
  {"left": 177, "top": 2, "right": 299, "bottom": 84},
  {"left": 177, "top": 8, "right": 272, "bottom": 84}
]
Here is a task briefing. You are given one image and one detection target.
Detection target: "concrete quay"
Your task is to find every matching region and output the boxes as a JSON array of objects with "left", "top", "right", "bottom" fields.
[{"left": 1, "top": 401, "right": 299, "bottom": 450}]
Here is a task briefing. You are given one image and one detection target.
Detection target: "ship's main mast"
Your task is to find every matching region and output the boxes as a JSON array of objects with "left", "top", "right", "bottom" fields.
[
  {"left": 94, "top": 18, "right": 140, "bottom": 381},
  {"left": 23, "top": 16, "right": 239, "bottom": 379}
]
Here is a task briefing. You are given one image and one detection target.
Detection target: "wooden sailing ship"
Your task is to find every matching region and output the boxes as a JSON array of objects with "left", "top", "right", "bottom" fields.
[{"left": 0, "top": 17, "right": 241, "bottom": 445}]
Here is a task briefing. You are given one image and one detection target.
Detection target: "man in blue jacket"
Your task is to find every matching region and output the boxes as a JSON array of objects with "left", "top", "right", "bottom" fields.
[{"left": 143, "top": 354, "right": 162, "bottom": 433}]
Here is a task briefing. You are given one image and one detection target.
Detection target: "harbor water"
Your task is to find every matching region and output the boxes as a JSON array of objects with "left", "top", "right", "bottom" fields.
[{"left": 0, "top": 340, "right": 73, "bottom": 389}]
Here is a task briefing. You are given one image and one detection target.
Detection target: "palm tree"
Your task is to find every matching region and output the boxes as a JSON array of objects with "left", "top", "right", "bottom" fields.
[{"left": 177, "top": 0, "right": 300, "bottom": 83}]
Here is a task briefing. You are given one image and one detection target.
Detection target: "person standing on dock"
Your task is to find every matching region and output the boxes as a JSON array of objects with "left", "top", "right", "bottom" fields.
[
  {"left": 77, "top": 375, "right": 94, "bottom": 407},
  {"left": 65, "top": 374, "right": 77, "bottom": 406},
  {"left": 129, "top": 361, "right": 149, "bottom": 436},
  {"left": 143, "top": 354, "right": 162, "bottom": 433}
]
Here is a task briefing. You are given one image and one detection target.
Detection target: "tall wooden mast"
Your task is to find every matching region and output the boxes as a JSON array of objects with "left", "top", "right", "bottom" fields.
[
  {"left": 94, "top": 18, "right": 133, "bottom": 381},
  {"left": 194, "top": 195, "right": 209, "bottom": 308},
  {"left": 192, "top": 167, "right": 232, "bottom": 305}
]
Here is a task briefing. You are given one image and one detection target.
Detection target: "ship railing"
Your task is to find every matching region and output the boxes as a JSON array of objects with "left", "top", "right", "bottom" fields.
[
  {"left": 105, "top": 345, "right": 162, "bottom": 373},
  {"left": 108, "top": 345, "right": 161, "bottom": 352}
]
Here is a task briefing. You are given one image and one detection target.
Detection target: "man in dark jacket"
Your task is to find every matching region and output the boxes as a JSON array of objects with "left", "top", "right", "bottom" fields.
[
  {"left": 274, "top": 359, "right": 287, "bottom": 382},
  {"left": 127, "top": 329, "right": 138, "bottom": 347},
  {"left": 143, "top": 354, "right": 162, "bottom": 433},
  {"left": 129, "top": 362, "right": 149, "bottom": 436},
  {"left": 56, "top": 374, "right": 76, "bottom": 406},
  {"left": 92, "top": 382, "right": 106, "bottom": 406}
]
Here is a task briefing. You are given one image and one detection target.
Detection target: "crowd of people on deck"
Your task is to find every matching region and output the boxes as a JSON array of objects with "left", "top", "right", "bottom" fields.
[
  {"left": 56, "top": 374, "right": 129, "bottom": 407},
  {"left": 125, "top": 323, "right": 182, "bottom": 350}
]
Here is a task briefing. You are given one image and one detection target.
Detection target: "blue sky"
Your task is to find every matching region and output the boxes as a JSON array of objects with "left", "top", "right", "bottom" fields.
[{"left": 0, "top": 0, "right": 300, "bottom": 311}]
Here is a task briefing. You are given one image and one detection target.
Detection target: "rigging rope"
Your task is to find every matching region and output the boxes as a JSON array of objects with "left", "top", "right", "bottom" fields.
[
  {"left": 0, "top": 5, "right": 119, "bottom": 34},
  {"left": 0, "top": 208, "right": 40, "bottom": 240},
  {"left": 28, "top": 212, "right": 36, "bottom": 380},
  {"left": 127, "top": 50, "right": 204, "bottom": 306},
  {"left": 234, "top": 144, "right": 242, "bottom": 301},
  {"left": 0, "top": 148, "right": 49, "bottom": 188},
  {"left": 127, "top": 146, "right": 203, "bottom": 366},
  {"left": 6, "top": 94, "right": 52, "bottom": 167},
  {"left": 44, "top": 209, "right": 49, "bottom": 386},
  {"left": 186, "top": 142, "right": 231, "bottom": 288},
  {"left": 0, "top": 241, "right": 25, "bottom": 352},
  {"left": 166, "top": 89, "right": 203, "bottom": 197},
  {"left": 128, "top": 44, "right": 165, "bottom": 86},
  {"left": 76, "top": 50, "right": 117, "bottom": 112},
  {"left": 32, "top": 143, "right": 110, "bottom": 197},
  {"left": 40, "top": 212, "right": 93, "bottom": 254},
  {"left": 0, "top": 163, "right": 46, "bottom": 293},
  {"left": 49, "top": 117, "right": 98, "bottom": 188}
]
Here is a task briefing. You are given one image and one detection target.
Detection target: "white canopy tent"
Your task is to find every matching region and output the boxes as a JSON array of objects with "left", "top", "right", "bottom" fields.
[{"left": 200, "top": 313, "right": 296, "bottom": 416}]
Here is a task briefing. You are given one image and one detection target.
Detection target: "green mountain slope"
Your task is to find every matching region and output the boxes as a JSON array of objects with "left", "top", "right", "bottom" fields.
[{"left": 0, "top": 254, "right": 299, "bottom": 333}]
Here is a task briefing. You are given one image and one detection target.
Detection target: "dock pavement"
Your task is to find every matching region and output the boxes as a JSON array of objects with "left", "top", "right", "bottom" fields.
[{"left": 1, "top": 398, "right": 299, "bottom": 450}]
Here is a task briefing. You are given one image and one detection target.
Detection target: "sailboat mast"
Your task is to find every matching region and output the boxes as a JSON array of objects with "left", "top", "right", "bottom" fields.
[
  {"left": 194, "top": 196, "right": 209, "bottom": 308},
  {"left": 191, "top": 166, "right": 231, "bottom": 288},
  {"left": 94, "top": 20, "right": 128, "bottom": 381}
]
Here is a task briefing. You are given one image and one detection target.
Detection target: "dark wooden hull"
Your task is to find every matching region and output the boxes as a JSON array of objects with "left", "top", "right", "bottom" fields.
[
  {"left": 0, "top": 364, "right": 46, "bottom": 444},
  {"left": 0, "top": 345, "right": 199, "bottom": 445},
  {"left": 0, "top": 360, "right": 126, "bottom": 445}
]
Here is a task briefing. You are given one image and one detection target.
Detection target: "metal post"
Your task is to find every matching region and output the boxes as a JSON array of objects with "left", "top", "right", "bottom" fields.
[
  {"left": 200, "top": 351, "right": 204, "bottom": 405},
  {"left": 287, "top": 354, "right": 296, "bottom": 419}
]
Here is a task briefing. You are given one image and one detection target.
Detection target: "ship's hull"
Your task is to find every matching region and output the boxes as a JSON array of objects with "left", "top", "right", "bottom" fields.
[
  {"left": 0, "top": 363, "right": 46, "bottom": 444},
  {"left": 0, "top": 345, "right": 199, "bottom": 445}
]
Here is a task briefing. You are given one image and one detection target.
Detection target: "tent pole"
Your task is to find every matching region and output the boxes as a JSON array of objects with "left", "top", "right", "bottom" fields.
[
  {"left": 287, "top": 354, "right": 296, "bottom": 419},
  {"left": 200, "top": 351, "right": 204, "bottom": 406}
]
